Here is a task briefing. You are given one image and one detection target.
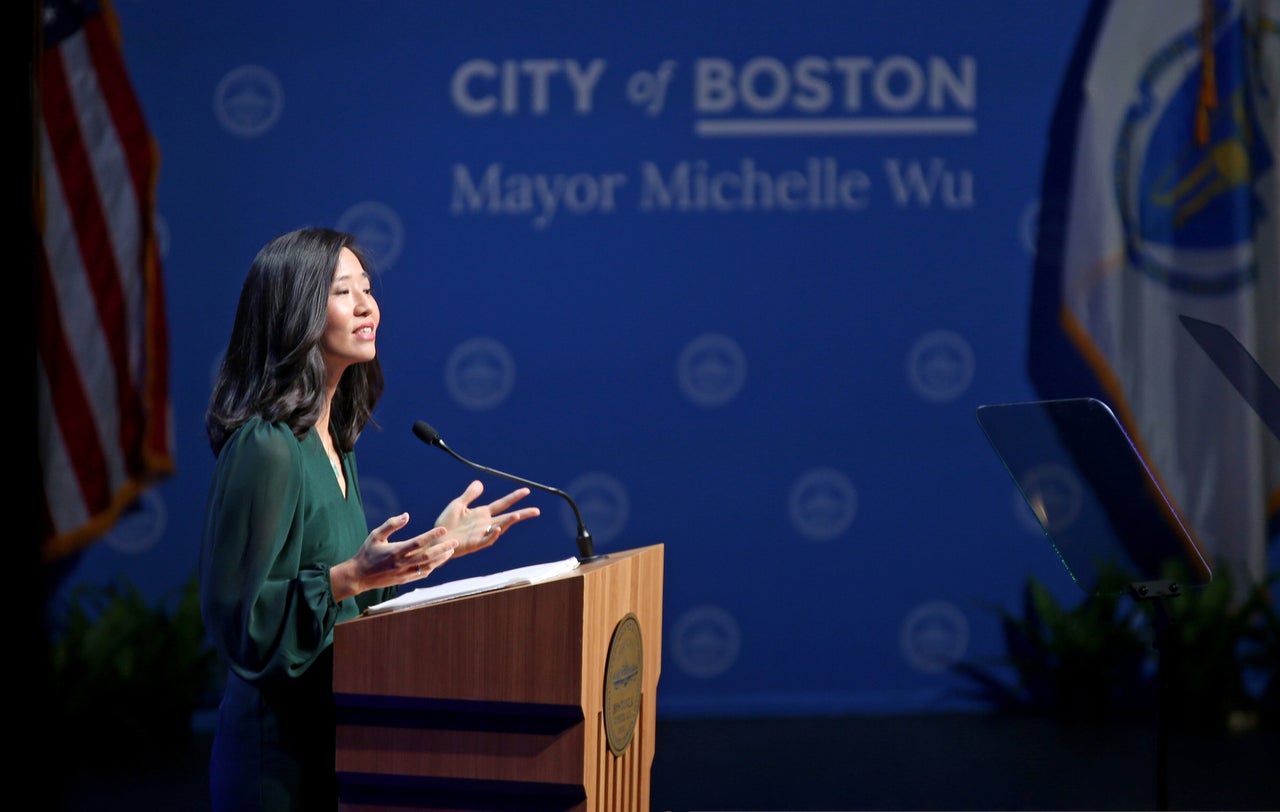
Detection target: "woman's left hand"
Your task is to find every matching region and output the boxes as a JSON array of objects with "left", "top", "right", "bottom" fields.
[{"left": 434, "top": 479, "right": 541, "bottom": 556}]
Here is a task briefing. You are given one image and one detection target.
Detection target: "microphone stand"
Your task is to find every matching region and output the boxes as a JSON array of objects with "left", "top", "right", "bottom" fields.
[{"left": 413, "top": 422, "right": 601, "bottom": 562}]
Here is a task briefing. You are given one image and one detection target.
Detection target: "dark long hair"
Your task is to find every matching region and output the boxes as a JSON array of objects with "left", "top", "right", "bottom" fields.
[{"left": 206, "top": 228, "right": 384, "bottom": 456}]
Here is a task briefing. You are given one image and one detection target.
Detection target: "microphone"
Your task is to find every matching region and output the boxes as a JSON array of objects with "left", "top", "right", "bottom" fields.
[{"left": 412, "top": 421, "right": 599, "bottom": 562}]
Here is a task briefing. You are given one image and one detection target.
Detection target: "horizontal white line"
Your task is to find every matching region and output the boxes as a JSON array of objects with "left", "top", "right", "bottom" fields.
[{"left": 695, "top": 117, "right": 977, "bottom": 137}]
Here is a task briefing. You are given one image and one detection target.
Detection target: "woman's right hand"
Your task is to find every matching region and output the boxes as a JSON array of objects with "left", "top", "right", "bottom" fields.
[{"left": 329, "top": 513, "right": 459, "bottom": 602}]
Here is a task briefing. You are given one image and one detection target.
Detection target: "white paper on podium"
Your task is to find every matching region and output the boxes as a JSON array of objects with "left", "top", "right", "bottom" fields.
[{"left": 363, "top": 556, "right": 581, "bottom": 615}]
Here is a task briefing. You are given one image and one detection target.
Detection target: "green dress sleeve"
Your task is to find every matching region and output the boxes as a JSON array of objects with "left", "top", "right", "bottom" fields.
[{"left": 200, "top": 418, "right": 390, "bottom": 688}]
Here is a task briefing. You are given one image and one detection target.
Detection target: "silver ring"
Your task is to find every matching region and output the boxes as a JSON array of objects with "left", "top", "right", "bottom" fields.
[
  {"left": 416, "top": 565, "right": 422, "bottom": 575},
  {"left": 488, "top": 523, "right": 500, "bottom": 536}
]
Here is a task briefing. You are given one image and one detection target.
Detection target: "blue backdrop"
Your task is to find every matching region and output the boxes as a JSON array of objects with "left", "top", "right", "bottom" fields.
[{"left": 54, "top": 0, "right": 1112, "bottom": 717}]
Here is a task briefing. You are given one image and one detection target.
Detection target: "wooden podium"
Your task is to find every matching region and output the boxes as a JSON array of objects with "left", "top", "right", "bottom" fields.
[{"left": 332, "top": 544, "right": 663, "bottom": 812}]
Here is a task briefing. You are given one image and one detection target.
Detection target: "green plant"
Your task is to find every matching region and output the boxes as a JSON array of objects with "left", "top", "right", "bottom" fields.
[
  {"left": 1229, "top": 568, "right": 1279, "bottom": 729},
  {"left": 1156, "top": 561, "right": 1259, "bottom": 733},
  {"left": 952, "top": 577, "right": 1152, "bottom": 724},
  {"left": 953, "top": 561, "right": 1280, "bottom": 733},
  {"left": 50, "top": 572, "right": 219, "bottom": 761}
]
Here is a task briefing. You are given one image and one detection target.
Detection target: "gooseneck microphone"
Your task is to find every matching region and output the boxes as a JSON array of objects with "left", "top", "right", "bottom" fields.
[{"left": 412, "top": 421, "right": 598, "bottom": 562}]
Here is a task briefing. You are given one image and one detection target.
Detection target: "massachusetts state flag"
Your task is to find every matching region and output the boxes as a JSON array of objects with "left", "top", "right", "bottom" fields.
[
  {"left": 36, "top": 0, "right": 173, "bottom": 562},
  {"left": 1029, "top": 0, "right": 1279, "bottom": 588}
]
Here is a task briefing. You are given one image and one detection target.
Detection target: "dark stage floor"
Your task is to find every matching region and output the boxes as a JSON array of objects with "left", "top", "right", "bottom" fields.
[{"left": 55, "top": 712, "right": 1279, "bottom": 811}]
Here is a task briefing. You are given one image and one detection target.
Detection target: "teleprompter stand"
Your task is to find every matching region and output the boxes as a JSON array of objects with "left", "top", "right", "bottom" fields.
[
  {"left": 1125, "top": 578, "right": 1181, "bottom": 811},
  {"left": 976, "top": 397, "right": 1212, "bottom": 811}
]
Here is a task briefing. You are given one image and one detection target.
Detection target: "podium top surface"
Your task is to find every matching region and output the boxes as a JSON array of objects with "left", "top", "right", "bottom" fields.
[
  {"left": 364, "top": 556, "right": 581, "bottom": 615},
  {"left": 346, "top": 543, "right": 665, "bottom": 622}
]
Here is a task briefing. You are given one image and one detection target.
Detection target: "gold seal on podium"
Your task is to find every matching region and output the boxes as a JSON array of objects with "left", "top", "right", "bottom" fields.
[{"left": 603, "top": 613, "right": 643, "bottom": 756}]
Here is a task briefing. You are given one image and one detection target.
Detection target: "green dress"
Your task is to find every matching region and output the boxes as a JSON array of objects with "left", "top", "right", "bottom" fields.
[{"left": 200, "top": 417, "right": 395, "bottom": 811}]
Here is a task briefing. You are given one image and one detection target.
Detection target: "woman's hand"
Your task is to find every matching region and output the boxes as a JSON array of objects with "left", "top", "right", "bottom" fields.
[
  {"left": 434, "top": 480, "right": 542, "bottom": 557},
  {"left": 329, "top": 513, "right": 459, "bottom": 601}
]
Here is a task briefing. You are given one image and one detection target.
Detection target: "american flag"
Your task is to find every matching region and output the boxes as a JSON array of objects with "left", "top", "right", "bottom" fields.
[{"left": 36, "top": 0, "right": 173, "bottom": 562}]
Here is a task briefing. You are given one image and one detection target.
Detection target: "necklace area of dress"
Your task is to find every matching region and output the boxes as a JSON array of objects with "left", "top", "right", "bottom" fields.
[{"left": 326, "top": 446, "right": 343, "bottom": 483}]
